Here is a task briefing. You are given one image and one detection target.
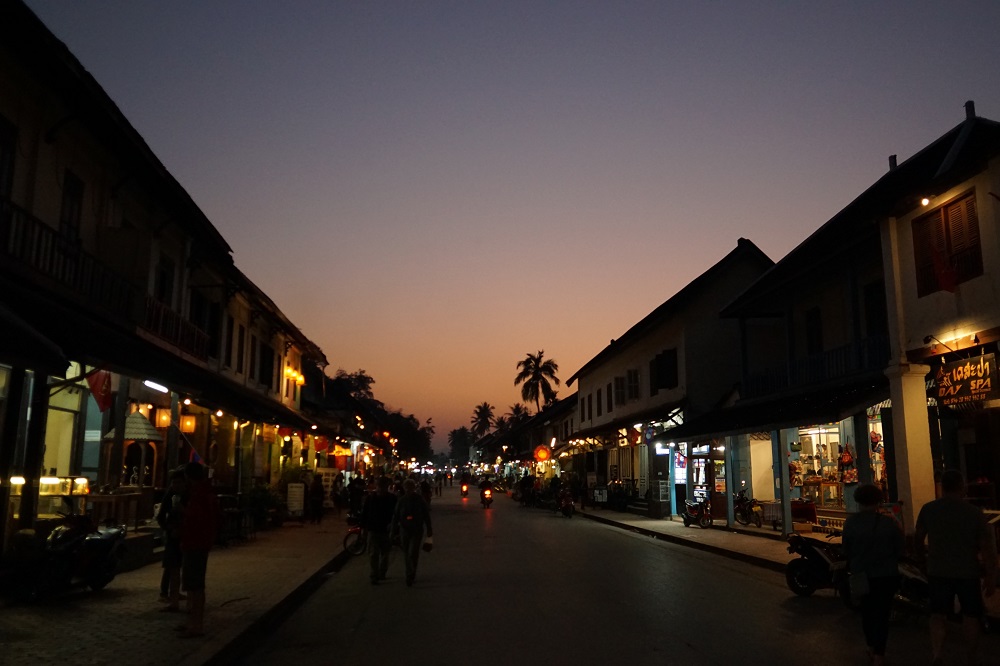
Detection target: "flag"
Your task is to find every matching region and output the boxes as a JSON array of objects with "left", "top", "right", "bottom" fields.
[{"left": 86, "top": 369, "right": 113, "bottom": 412}]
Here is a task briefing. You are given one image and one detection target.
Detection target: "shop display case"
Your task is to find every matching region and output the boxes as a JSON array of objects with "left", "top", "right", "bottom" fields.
[{"left": 7, "top": 476, "right": 90, "bottom": 520}]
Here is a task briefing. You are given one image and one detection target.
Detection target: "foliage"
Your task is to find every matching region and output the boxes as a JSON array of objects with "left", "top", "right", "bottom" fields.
[
  {"left": 447, "top": 426, "right": 474, "bottom": 463},
  {"left": 514, "top": 350, "right": 560, "bottom": 412},
  {"left": 470, "top": 402, "right": 495, "bottom": 440}
]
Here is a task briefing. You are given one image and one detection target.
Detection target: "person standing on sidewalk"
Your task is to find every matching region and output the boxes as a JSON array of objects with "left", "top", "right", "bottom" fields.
[
  {"left": 842, "top": 483, "right": 903, "bottom": 666},
  {"left": 392, "top": 478, "right": 433, "bottom": 587},
  {"left": 177, "top": 462, "right": 220, "bottom": 639},
  {"left": 361, "top": 476, "right": 397, "bottom": 584},
  {"left": 156, "top": 468, "right": 186, "bottom": 611},
  {"left": 914, "top": 470, "right": 997, "bottom": 666}
]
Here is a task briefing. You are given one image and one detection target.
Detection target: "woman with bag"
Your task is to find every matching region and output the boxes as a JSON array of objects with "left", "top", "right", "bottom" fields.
[{"left": 842, "top": 483, "right": 903, "bottom": 665}]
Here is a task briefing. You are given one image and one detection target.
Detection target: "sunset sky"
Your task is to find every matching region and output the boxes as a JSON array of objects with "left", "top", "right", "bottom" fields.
[{"left": 25, "top": 1, "right": 1000, "bottom": 451}]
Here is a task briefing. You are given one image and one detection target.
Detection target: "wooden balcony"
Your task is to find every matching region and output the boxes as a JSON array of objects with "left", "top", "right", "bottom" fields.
[
  {"left": 1, "top": 198, "right": 208, "bottom": 361},
  {"left": 743, "top": 335, "right": 890, "bottom": 399}
]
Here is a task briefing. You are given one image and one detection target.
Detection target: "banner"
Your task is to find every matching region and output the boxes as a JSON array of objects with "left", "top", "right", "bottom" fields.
[
  {"left": 86, "top": 369, "right": 113, "bottom": 412},
  {"left": 935, "top": 353, "right": 999, "bottom": 406}
]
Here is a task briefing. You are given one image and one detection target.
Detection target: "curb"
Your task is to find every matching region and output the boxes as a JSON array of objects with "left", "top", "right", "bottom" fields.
[
  {"left": 196, "top": 547, "right": 355, "bottom": 666},
  {"left": 579, "top": 511, "right": 786, "bottom": 573}
]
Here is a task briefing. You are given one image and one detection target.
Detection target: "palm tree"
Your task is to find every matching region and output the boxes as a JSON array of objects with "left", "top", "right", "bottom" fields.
[
  {"left": 514, "top": 350, "right": 560, "bottom": 412},
  {"left": 505, "top": 403, "right": 531, "bottom": 426},
  {"left": 447, "top": 426, "right": 473, "bottom": 463},
  {"left": 470, "top": 402, "right": 495, "bottom": 440}
]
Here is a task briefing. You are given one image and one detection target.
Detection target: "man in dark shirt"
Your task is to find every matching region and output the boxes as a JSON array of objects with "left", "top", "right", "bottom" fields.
[
  {"left": 914, "top": 470, "right": 997, "bottom": 665},
  {"left": 392, "top": 479, "right": 433, "bottom": 587},
  {"left": 360, "top": 476, "right": 397, "bottom": 585}
]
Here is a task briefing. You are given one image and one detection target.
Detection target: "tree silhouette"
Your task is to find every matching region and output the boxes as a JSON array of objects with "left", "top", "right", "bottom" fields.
[
  {"left": 470, "top": 402, "right": 495, "bottom": 440},
  {"left": 514, "top": 351, "right": 560, "bottom": 412},
  {"left": 447, "top": 426, "right": 474, "bottom": 463}
]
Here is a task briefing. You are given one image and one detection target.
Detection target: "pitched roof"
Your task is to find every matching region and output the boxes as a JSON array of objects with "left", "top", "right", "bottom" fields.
[
  {"left": 567, "top": 238, "right": 773, "bottom": 385},
  {"left": 722, "top": 102, "right": 1000, "bottom": 318}
]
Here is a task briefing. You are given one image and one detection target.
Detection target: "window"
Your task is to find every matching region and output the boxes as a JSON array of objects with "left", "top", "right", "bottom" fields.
[
  {"left": 207, "top": 302, "right": 222, "bottom": 359},
  {"left": 651, "top": 349, "right": 679, "bottom": 393},
  {"left": 606, "top": 383, "right": 613, "bottom": 412},
  {"left": 259, "top": 343, "right": 274, "bottom": 391},
  {"left": 596, "top": 389, "right": 603, "bottom": 417},
  {"left": 189, "top": 290, "right": 209, "bottom": 332},
  {"left": 59, "top": 170, "right": 84, "bottom": 241},
  {"left": 912, "top": 190, "right": 982, "bottom": 296},
  {"left": 587, "top": 394, "right": 593, "bottom": 421},
  {"left": 224, "top": 315, "right": 235, "bottom": 367},
  {"left": 249, "top": 334, "right": 258, "bottom": 380},
  {"left": 805, "top": 307, "right": 823, "bottom": 356},
  {"left": 613, "top": 377, "right": 626, "bottom": 406},
  {"left": 236, "top": 324, "right": 246, "bottom": 374},
  {"left": 0, "top": 114, "right": 15, "bottom": 198},
  {"left": 154, "top": 255, "right": 175, "bottom": 307},
  {"left": 580, "top": 396, "right": 586, "bottom": 421},
  {"left": 863, "top": 281, "right": 888, "bottom": 337},
  {"left": 626, "top": 369, "right": 640, "bottom": 401}
]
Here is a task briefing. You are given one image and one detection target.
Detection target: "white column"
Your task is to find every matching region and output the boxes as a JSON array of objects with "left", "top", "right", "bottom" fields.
[{"left": 885, "top": 362, "right": 935, "bottom": 533}]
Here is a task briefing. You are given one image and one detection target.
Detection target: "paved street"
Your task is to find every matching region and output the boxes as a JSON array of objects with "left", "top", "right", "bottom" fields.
[
  {"left": 247, "top": 488, "right": 1000, "bottom": 666},
  {"left": 2, "top": 487, "right": 997, "bottom": 666}
]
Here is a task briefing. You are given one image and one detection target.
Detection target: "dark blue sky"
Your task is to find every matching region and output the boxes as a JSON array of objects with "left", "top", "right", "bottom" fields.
[{"left": 24, "top": 1, "right": 1000, "bottom": 448}]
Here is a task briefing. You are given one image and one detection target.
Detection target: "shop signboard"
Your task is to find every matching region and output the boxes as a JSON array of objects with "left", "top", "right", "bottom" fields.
[
  {"left": 287, "top": 482, "right": 305, "bottom": 517},
  {"left": 656, "top": 480, "right": 669, "bottom": 502},
  {"left": 935, "top": 353, "right": 999, "bottom": 406}
]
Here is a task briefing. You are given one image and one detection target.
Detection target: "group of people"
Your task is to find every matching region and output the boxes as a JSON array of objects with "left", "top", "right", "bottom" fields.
[
  {"left": 357, "top": 474, "right": 434, "bottom": 587},
  {"left": 842, "top": 471, "right": 997, "bottom": 665},
  {"left": 155, "top": 461, "right": 220, "bottom": 639}
]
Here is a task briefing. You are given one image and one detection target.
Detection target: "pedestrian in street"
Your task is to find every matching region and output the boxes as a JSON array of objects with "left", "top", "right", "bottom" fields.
[
  {"left": 392, "top": 478, "right": 433, "bottom": 587},
  {"left": 842, "top": 483, "right": 903, "bottom": 666},
  {"left": 156, "top": 468, "right": 187, "bottom": 611},
  {"left": 347, "top": 474, "right": 365, "bottom": 516},
  {"left": 330, "top": 471, "right": 345, "bottom": 516},
  {"left": 914, "top": 470, "right": 998, "bottom": 666},
  {"left": 177, "top": 462, "right": 220, "bottom": 639},
  {"left": 308, "top": 474, "right": 326, "bottom": 524},
  {"left": 361, "top": 476, "right": 397, "bottom": 584}
]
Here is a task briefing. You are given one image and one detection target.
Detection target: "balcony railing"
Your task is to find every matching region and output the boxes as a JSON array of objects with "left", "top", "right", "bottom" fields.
[
  {"left": 743, "top": 335, "right": 890, "bottom": 399},
  {"left": 1, "top": 198, "right": 209, "bottom": 361}
]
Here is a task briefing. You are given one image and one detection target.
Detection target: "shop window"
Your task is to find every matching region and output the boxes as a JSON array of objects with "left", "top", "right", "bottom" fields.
[
  {"left": 606, "top": 382, "right": 613, "bottom": 412},
  {"left": 613, "top": 376, "right": 626, "bottom": 406},
  {"left": 59, "top": 169, "right": 84, "bottom": 241},
  {"left": 912, "top": 190, "right": 982, "bottom": 297},
  {"left": 596, "top": 389, "right": 602, "bottom": 417},
  {"left": 626, "top": 369, "right": 640, "bottom": 401},
  {"left": 0, "top": 113, "right": 15, "bottom": 198}
]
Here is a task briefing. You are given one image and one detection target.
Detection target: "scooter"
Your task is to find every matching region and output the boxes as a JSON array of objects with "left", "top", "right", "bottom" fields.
[
  {"left": 7, "top": 512, "right": 126, "bottom": 601},
  {"left": 733, "top": 489, "right": 763, "bottom": 528},
  {"left": 343, "top": 512, "right": 367, "bottom": 556},
  {"left": 480, "top": 488, "right": 493, "bottom": 509},
  {"left": 460, "top": 483, "right": 469, "bottom": 498},
  {"left": 558, "top": 488, "right": 575, "bottom": 518},
  {"left": 681, "top": 497, "right": 713, "bottom": 528},
  {"left": 785, "top": 530, "right": 850, "bottom": 602}
]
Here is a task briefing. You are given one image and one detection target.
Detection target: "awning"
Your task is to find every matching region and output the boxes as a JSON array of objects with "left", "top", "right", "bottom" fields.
[
  {"left": 572, "top": 399, "right": 685, "bottom": 441},
  {"left": 663, "top": 375, "right": 889, "bottom": 442},
  {"left": 103, "top": 411, "right": 164, "bottom": 441}
]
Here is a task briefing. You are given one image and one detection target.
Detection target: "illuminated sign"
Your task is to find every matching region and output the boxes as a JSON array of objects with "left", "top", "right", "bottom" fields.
[{"left": 935, "top": 353, "right": 999, "bottom": 406}]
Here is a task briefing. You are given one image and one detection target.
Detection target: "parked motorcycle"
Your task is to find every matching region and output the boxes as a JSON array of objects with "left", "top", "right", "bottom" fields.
[
  {"left": 480, "top": 488, "right": 493, "bottom": 509},
  {"left": 785, "top": 531, "right": 850, "bottom": 602},
  {"left": 343, "top": 512, "right": 367, "bottom": 556},
  {"left": 733, "top": 489, "right": 763, "bottom": 528},
  {"left": 558, "top": 488, "right": 575, "bottom": 518},
  {"left": 8, "top": 513, "right": 126, "bottom": 601},
  {"left": 681, "top": 498, "right": 713, "bottom": 528}
]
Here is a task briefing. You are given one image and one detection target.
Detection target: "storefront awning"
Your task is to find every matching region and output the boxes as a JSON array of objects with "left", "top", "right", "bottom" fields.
[{"left": 663, "top": 376, "right": 889, "bottom": 442}]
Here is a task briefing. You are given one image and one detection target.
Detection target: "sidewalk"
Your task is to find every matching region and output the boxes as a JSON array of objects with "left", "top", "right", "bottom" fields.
[
  {"left": 0, "top": 518, "right": 352, "bottom": 666},
  {"left": 578, "top": 507, "right": 1000, "bottom": 622}
]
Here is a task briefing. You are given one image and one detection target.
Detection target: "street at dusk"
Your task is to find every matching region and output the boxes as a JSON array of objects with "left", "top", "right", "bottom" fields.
[{"left": 2, "top": 3, "right": 1000, "bottom": 666}]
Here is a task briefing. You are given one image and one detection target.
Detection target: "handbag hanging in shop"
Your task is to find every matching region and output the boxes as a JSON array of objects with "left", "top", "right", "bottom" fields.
[{"left": 790, "top": 441, "right": 802, "bottom": 452}]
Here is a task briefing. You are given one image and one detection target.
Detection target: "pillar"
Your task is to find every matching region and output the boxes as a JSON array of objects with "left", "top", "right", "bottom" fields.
[{"left": 885, "top": 362, "right": 934, "bottom": 533}]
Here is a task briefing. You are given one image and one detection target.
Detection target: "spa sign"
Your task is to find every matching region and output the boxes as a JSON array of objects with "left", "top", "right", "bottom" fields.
[{"left": 935, "top": 353, "right": 1000, "bottom": 406}]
